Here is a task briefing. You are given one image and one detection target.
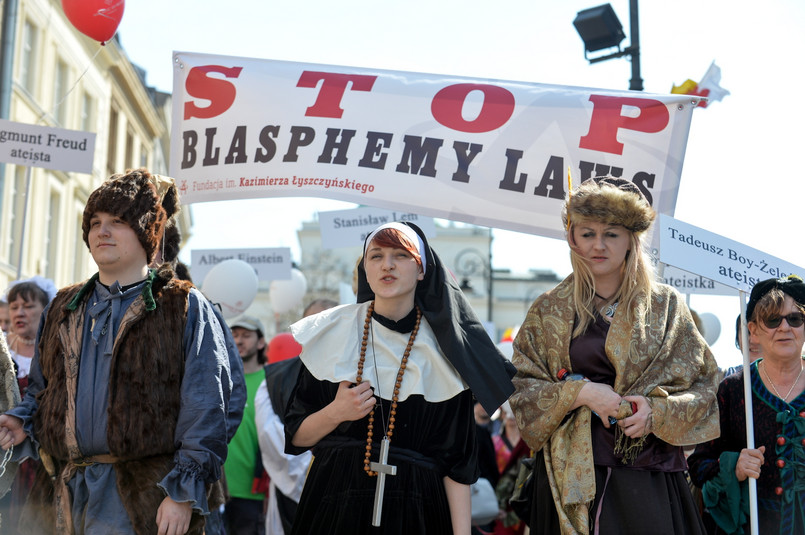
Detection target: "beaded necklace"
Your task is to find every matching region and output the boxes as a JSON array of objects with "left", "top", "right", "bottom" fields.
[{"left": 356, "top": 301, "right": 421, "bottom": 476}]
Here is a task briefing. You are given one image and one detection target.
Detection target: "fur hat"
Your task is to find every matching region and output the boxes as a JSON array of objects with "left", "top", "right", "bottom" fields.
[
  {"left": 152, "top": 173, "right": 181, "bottom": 220},
  {"left": 82, "top": 169, "right": 176, "bottom": 264},
  {"left": 562, "top": 176, "right": 655, "bottom": 233},
  {"left": 161, "top": 221, "right": 181, "bottom": 266}
]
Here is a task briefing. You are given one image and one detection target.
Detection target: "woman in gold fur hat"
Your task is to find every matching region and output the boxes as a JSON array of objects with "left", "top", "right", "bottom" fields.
[{"left": 510, "top": 177, "right": 719, "bottom": 534}]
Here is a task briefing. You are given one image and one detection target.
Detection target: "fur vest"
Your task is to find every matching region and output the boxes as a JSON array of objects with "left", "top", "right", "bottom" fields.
[{"left": 24, "top": 267, "right": 215, "bottom": 535}]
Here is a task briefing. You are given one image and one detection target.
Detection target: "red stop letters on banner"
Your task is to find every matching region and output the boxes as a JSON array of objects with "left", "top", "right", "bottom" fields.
[
  {"left": 579, "top": 95, "right": 670, "bottom": 156},
  {"left": 184, "top": 66, "right": 244, "bottom": 120},
  {"left": 297, "top": 72, "right": 378, "bottom": 119},
  {"left": 183, "top": 66, "right": 671, "bottom": 157},
  {"left": 431, "top": 84, "right": 515, "bottom": 133}
]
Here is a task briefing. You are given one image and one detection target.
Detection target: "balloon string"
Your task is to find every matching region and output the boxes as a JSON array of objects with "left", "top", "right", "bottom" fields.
[{"left": 36, "top": 45, "right": 104, "bottom": 126}]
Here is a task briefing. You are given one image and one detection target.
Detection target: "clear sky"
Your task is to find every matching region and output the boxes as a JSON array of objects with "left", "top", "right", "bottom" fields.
[{"left": 115, "top": 0, "right": 805, "bottom": 367}]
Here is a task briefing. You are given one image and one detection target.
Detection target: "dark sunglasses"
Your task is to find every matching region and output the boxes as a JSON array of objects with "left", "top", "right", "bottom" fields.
[{"left": 763, "top": 313, "right": 805, "bottom": 329}]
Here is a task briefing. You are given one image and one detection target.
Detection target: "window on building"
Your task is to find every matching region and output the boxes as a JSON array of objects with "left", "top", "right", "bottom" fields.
[
  {"left": 44, "top": 183, "right": 62, "bottom": 280},
  {"left": 80, "top": 92, "right": 95, "bottom": 132},
  {"left": 125, "top": 128, "right": 135, "bottom": 170},
  {"left": 107, "top": 106, "right": 119, "bottom": 175},
  {"left": 20, "top": 20, "right": 39, "bottom": 95},
  {"left": 6, "top": 167, "right": 29, "bottom": 268},
  {"left": 140, "top": 143, "right": 149, "bottom": 168},
  {"left": 54, "top": 58, "right": 70, "bottom": 125}
]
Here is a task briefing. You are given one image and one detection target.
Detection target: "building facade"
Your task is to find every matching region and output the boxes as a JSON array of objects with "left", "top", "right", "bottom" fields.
[{"left": 0, "top": 0, "right": 182, "bottom": 293}]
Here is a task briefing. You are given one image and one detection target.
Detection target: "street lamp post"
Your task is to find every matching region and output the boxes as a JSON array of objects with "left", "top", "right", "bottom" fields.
[
  {"left": 573, "top": 1, "right": 643, "bottom": 91},
  {"left": 626, "top": 0, "right": 642, "bottom": 91},
  {"left": 454, "top": 247, "right": 493, "bottom": 323},
  {"left": 523, "top": 286, "right": 543, "bottom": 315}
]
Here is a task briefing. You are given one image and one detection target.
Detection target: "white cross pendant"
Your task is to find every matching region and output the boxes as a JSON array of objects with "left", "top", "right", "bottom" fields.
[{"left": 370, "top": 436, "right": 397, "bottom": 527}]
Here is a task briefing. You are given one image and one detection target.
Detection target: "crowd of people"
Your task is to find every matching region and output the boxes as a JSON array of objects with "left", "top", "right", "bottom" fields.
[{"left": 0, "top": 167, "right": 800, "bottom": 535}]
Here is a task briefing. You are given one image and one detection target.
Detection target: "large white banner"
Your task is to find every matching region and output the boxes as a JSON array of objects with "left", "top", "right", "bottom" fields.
[{"left": 170, "top": 52, "right": 702, "bottom": 238}]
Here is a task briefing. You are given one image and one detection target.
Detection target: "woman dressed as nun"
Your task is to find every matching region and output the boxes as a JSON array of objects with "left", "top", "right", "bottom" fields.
[{"left": 284, "top": 222, "right": 515, "bottom": 535}]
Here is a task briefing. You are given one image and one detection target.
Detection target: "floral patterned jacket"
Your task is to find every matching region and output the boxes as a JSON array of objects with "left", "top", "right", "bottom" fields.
[{"left": 510, "top": 275, "right": 720, "bottom": 534}]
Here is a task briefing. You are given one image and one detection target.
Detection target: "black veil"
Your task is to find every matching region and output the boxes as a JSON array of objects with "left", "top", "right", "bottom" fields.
[{"left": 357, "top": 222, "right": 515, "bottom": 415}]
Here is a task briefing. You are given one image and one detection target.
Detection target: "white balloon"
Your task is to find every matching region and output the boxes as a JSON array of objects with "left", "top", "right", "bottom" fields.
[
  {"left": 270, "top": 268, "right": 308, "bottom": 314},
  {"left": 699, "top": 312, "right": 721, "bottom": 346},
  {"left": 202, "top": 259, "right": 259, "bottom": 319}
]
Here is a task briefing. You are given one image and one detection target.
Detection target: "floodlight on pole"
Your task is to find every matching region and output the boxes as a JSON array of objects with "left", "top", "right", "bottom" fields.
[{"left": 573, "top": 1, "right": 643, "bottom": 91}]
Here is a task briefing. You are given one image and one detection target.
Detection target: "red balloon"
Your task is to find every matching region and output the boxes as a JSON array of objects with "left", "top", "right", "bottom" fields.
[
  {"left": 62, "top": 0, "right": 125, "bottom": 44},
  {"left": 267, "top": 333, "right": 303, "bottom": 364}
]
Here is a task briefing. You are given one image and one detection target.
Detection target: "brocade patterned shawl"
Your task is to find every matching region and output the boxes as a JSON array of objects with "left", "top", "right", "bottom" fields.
[
  {"left": 510, "top": 275, "right": 720, "bottom": 534},
  {"left": 0, "top": 333, "right": 20, "bottom": 498}
]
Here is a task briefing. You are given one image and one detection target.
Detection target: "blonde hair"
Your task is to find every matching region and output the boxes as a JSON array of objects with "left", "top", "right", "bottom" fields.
[
  {"left": 568, "top": 224, "right": 655, "bottom": 338},
  {"left": 565, "top": 178, "right": 656, "bottom": 337}
]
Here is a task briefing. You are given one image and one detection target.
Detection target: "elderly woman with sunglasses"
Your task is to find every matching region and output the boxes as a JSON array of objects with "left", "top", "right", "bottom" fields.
[{"left": 688, "top": 275, "right": 805, "bottom": 535}]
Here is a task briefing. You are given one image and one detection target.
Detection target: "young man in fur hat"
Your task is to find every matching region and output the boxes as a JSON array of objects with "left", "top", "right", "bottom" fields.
[{"left": 0, "top": 169, "right": 234, "bottom": 535}]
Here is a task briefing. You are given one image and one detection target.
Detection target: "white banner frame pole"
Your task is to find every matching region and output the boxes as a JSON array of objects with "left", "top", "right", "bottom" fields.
[{"left": 738, "top": 289, "right": 758, "bottom": 535}]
